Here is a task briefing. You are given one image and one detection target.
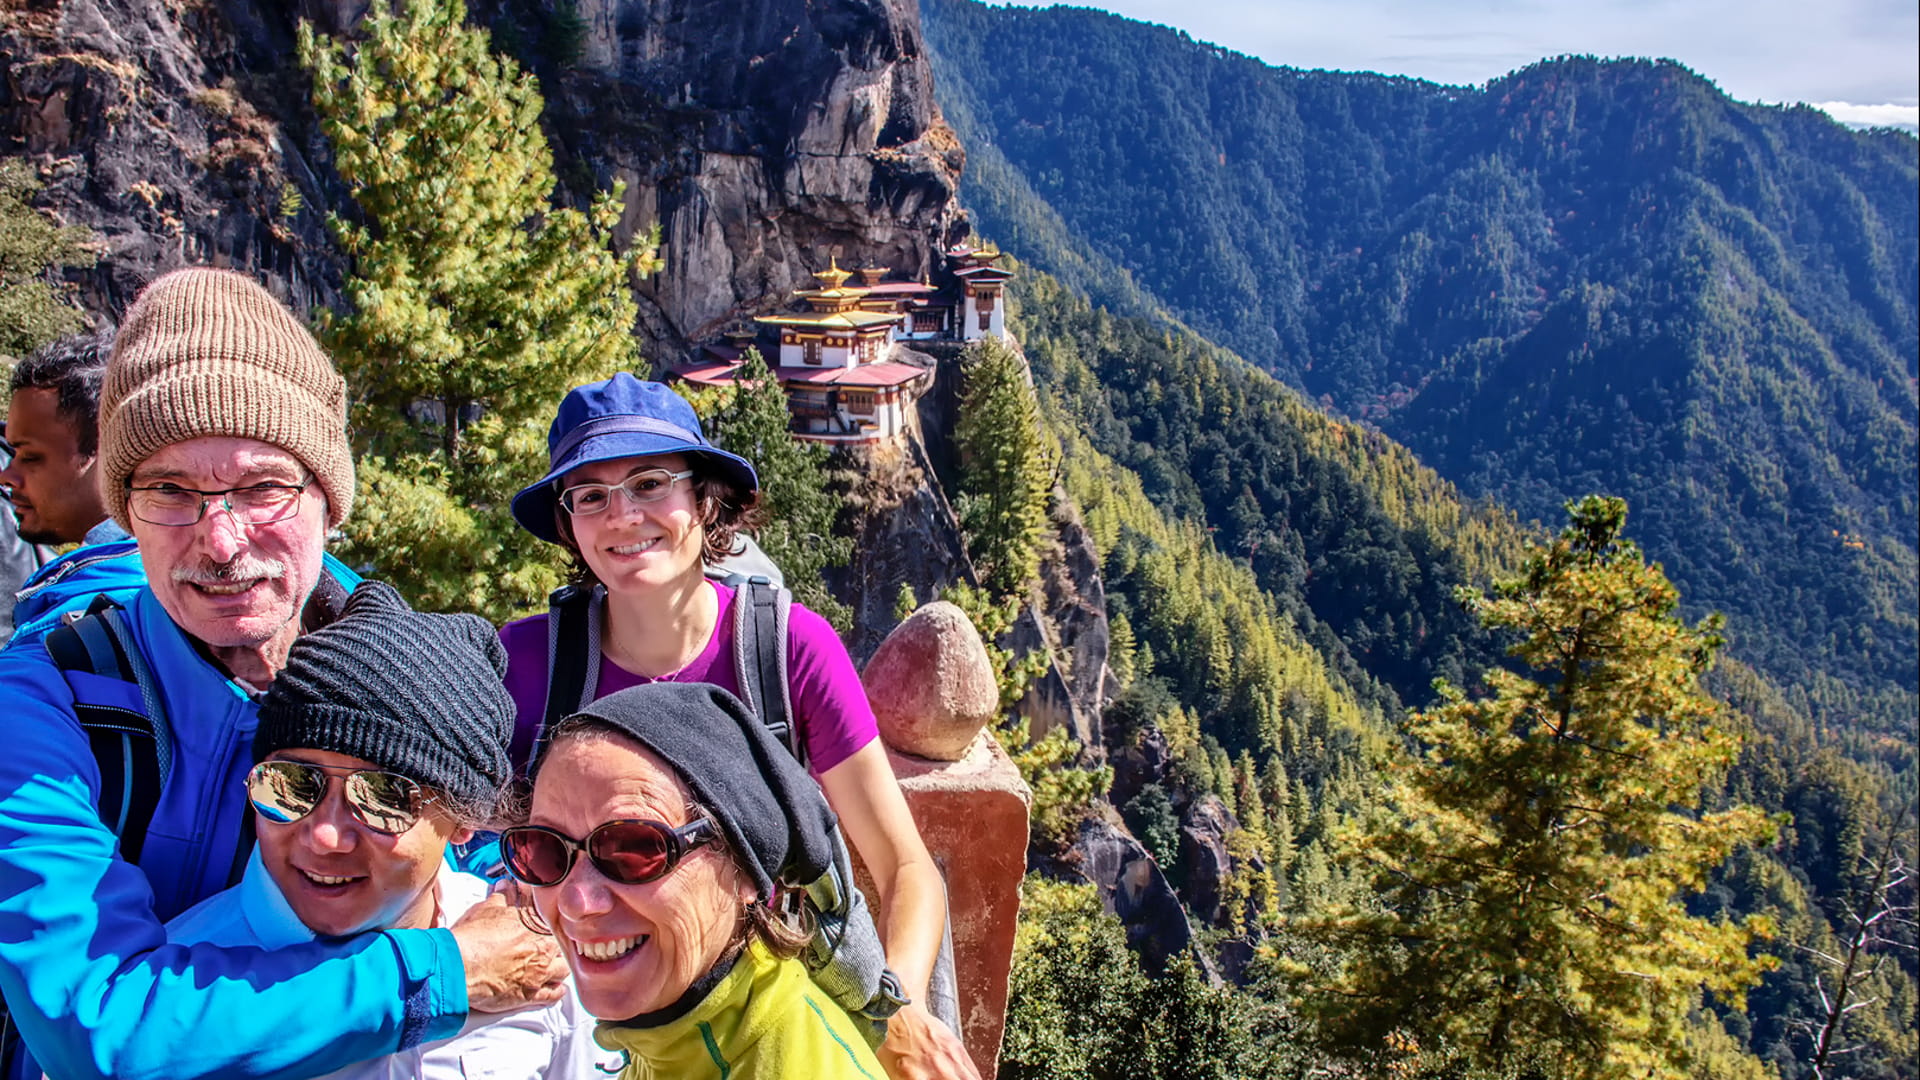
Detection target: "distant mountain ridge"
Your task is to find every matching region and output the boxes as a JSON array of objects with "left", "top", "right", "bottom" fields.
[{"left": 920, "top": 0, "right": 1918, "bottom": 733}]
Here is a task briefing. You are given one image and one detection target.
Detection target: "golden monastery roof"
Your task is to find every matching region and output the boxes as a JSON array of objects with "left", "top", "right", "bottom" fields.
[
  {"left": 812, "top": 258, "right": 855, "bottom": 289},
  {"left": 793, "top": 258, "right": 875, "bottom": 308},
  {"left": 754, "top": 309, "right": 904, "bottom": 330}
]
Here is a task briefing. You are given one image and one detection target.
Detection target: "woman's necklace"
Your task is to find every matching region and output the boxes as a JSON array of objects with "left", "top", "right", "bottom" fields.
[{"left": 601, "top": 589, "right": 716, "bottom": 682}]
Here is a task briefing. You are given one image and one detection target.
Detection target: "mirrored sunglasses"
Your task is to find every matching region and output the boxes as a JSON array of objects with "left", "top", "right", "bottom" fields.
[{"left": 245, "top": 759, "right": 429, "bottom": 836}]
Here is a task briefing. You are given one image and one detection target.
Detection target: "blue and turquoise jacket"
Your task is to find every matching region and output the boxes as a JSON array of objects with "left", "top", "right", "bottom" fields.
[
  {"left": 6, "top": 532, "right": 143, "bottom": 653},
  {"left": 0, "top": 558, "right": 469, "bottom": 1080}
]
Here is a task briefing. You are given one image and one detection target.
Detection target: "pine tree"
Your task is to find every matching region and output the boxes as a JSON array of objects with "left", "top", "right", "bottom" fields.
[
  {"left": 953, "top": 335, "right": 1056, "bottom": 598},
  {"left": 298, "top": 0, "right": 657, "bottom": 619},
  {"left": 1304, "top": 495, "right": 1780, "bottom": 1079},
  {"left": 0, "top": 160, "right": 95, "bottom": 361},
  {"left": 702, "top": 346, "right": 852, "bottom": 627}
]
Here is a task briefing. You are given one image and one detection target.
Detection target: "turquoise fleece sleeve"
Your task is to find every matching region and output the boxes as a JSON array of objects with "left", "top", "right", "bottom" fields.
[{"left": 0, "top": 647, "right": 467, "bottom": 1080}]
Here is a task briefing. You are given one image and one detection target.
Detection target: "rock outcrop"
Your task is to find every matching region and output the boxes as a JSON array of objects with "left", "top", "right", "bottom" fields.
[
  {"left": 1008, "top": 497, "right": 1111, "bottom": 750},
  {"left": 1108, "top": 723, "right": 1172, "bottom": 810},
  {"left": 1177, "top": 793, "right": 1270, "bottom": 932},
  {"left": 539, "top": 0, "right": 967, "bottom": 358},
  {"left": 1042, "top": 811, "right": 1194, "bottom": 974},
  {"left": 4, "top": 0, "right": 964, "bottom": 353},
  {"left": 1, "top": 0, "right": 349, "bottom": 316},
  {"left": 828, "top": 427, "right": 977, "bottom": 661}
]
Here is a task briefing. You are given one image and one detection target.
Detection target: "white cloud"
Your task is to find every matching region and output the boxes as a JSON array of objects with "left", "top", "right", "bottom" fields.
[{"left": 1810, "top": 101, "right": 1920, "bottom": 131}]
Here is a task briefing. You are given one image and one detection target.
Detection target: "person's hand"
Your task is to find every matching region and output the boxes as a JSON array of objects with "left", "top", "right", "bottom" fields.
[
  {"left": 449, "top": 892, "right": 569, "bottom": 1013},
  {"left": 878, "top": 999, "right": 981, "bottom": 1080}
]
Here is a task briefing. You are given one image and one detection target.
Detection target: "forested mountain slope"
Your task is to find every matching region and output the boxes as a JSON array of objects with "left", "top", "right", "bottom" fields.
[
  {"left": 920, "top": 0, "right": 1919, "bottom": 737},
  {"left": 1017, "top": 272, "right": 1521, "bottom": 713},
  {"left": 1009, "top": 268, "right": 1917, "bottom": 1079}
]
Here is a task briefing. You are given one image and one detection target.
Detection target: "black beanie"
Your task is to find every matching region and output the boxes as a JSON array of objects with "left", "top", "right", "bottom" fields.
[
  {"left": 255, "top": 581, "right": 515, "bottom": 807},
  {"left": 534, "top": 682, "right": 838, "bottom": 902}
]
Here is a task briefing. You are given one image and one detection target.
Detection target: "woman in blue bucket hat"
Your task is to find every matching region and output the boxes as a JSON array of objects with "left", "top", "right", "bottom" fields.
[{"left": 500, "top": 373, "right": 979, "bottom": 1080}]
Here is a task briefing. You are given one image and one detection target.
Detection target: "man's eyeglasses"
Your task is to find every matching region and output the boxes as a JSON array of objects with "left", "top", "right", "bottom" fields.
[
  {"left": 499, "top": 818, "right": 720, "bottom": 887},
  {"left": 127, "top": 475, "right": 315, "bottom": 527},
  {"left": 245, "top": 760, "right": 431, "bottom": 835},
  {"left": 557, "top": 468, "right": 694, "bottom": 517}
]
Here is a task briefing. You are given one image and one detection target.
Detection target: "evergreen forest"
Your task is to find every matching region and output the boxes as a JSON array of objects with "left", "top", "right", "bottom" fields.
[
  {"left": 914, "top": 4, "right": 1916, "bottom": 1074},
  {"left": 1003, "top": 269, "right": 1916, "bottom": 1080},
  {"left": 920, "top": 0, "right": 1918, "bottom": 745}
]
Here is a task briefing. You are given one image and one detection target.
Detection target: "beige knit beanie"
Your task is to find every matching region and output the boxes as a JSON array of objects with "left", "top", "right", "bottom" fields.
[{"left": 101, "top": 268, "right": 354, "bottom": 530}]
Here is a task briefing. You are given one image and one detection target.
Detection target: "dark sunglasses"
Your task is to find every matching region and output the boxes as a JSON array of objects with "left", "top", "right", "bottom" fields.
[
  {"left": 245, "top": 759, "right": 430, "bottom": 836},
  {"left": 500, "top": 818, "right": 720, "bottom": 887}
]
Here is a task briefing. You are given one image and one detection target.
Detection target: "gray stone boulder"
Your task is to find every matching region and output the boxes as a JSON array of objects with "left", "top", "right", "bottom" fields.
[{"left": 862, "top": 600, "right": 998, "bottom": 761}]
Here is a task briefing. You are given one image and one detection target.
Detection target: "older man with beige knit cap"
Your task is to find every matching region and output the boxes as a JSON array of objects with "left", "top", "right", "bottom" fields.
[{"left": 0, "top": 268, "right": 566, "bottom": 1080}]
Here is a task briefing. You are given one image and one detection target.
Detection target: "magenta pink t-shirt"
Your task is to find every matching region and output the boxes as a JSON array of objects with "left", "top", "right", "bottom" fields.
[{"left": 499, "top": 580, "right": 878, "bottom": 776}]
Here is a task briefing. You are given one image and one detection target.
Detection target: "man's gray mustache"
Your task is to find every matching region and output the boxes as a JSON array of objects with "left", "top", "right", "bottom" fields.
[{"left": 171, "top": 556, "right": 287, "bottom": 585}]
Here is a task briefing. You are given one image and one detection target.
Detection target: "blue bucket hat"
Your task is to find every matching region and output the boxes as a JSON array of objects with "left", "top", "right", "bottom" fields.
[{"left": 510, "top": 373, "right": 759, "bottom": 545}]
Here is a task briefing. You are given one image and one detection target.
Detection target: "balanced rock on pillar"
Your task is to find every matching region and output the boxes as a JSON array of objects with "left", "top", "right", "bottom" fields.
[{"left": 860, "top": 601, "right": 1030, "bottom": 1078}]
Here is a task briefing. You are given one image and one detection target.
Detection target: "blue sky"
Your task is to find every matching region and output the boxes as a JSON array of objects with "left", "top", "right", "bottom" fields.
[{"left": 987, "top": 0, "right": 1920, "bottom": 131}]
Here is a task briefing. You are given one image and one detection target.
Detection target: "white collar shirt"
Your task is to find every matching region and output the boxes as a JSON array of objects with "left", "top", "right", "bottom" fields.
[{"left": 166, "top": 851, "right": 622, "bottom": 1080}]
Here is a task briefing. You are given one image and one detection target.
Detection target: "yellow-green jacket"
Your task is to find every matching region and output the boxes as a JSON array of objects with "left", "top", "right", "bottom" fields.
[{"left": 596, "top": 940, "right": 886, "bottom": 1080}]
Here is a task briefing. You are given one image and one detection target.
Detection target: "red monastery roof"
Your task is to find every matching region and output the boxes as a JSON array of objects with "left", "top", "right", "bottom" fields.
[
  {"left": 777, "top": 362, "right": 927, "bottom": 388},
  {"left": 675, "top": 361, "right": 746, "bottom": 388}
]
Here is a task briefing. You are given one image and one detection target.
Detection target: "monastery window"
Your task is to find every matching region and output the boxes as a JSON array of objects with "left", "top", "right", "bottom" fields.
[
  {"left": 804, "top": 339, "right": 822, "bottom": 365},
  {"left": 845, "top": 391, "right": 876, "bottom": 415}
]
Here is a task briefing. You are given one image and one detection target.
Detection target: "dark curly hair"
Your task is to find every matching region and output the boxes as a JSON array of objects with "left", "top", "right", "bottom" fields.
[
  {"left": 9, "top": 329, "right": 113, "bottom": 455},
  {"left": 554, "top": 455, "right": 766, "bottom": 586}
]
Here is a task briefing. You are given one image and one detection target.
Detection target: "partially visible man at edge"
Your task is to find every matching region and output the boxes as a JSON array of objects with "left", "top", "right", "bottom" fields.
[
  {"left": 2, "top": 330, "right": 119, "bottom": 548},
  {"left": 1, "top": 330, "right": 144, "bottom": 649},
  {"left": 0, "top": 267, "right": 567, "bottom": 1080}
]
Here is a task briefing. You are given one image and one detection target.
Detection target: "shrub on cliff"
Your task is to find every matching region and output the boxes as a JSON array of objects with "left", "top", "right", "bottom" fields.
[
  {"left": 0, "top": 160, "right": 96, "bottom": 362},
  {"left": 298, "top": 0, "right": 659, "bottom": 620}
]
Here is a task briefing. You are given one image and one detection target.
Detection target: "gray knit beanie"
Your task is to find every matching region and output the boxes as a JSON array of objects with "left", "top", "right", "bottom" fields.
[
  {"left": 101, "top": 267, "right": 354, "bottom": 530},
  {"left": 255, "top": 582, "right": 514, "bottom": 808}
]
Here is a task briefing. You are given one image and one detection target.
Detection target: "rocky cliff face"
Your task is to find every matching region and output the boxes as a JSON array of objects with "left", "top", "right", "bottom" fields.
[
  {"left": 3, "top": 0, "right": 963, "bottom": 351},
  {"left": 534, "top": 0, "right": 967, "bottom": 356},
  {"left": 829, "top": 425, "right": 977, "bottom": 662},
  {"left": 1, "top": 0, "right": 353, "bottom": 316}
]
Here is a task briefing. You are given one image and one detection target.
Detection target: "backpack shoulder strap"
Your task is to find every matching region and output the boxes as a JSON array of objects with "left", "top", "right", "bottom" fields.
[
  {"left": 541, "top": 583, "right": 603, "bottom": 757},
  {"left": 44, "top": 597, "right": 170, "bottom": 865},
  {"left": 730, "top": 578, "right": 800, "bottom": 766}
]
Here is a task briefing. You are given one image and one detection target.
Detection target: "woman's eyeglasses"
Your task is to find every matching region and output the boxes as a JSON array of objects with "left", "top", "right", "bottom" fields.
[
  {"left": 557, "top": 468, "right": 694, "bottom": 516},
  {"left": 245, "top": 760, "right": 430, "bottom": 835},
  {"left": 500, "top": 818, "right": 719, "bottom": 887}
]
